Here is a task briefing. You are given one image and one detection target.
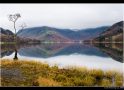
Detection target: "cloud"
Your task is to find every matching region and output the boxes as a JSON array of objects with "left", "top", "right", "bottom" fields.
[{"left": 0, "top": 4, "right": 123, "bottom": 32}]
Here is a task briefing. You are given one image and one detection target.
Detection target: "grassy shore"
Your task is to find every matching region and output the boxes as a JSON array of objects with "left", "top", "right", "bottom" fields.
[{"left": 1, "top": 59, "right": 123, "bottom": 87}]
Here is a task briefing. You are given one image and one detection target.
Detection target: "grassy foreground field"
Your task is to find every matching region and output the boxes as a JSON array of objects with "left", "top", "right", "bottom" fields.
[{"left": 1, "top": 59, "right": 123, "bottom": 87}]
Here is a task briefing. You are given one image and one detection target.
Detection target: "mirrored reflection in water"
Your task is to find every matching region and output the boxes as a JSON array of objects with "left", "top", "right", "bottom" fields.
[
  {"left": 1, "top": 43, "right": 123, "bottom": 72},
  {"left": 93, "top": 43, "right": 123, "bottom": 63}
]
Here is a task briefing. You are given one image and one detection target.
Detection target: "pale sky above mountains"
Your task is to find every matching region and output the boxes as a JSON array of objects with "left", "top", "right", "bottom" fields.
[{"left": 0, "top": 4, "right": 123, "bottom": 32}]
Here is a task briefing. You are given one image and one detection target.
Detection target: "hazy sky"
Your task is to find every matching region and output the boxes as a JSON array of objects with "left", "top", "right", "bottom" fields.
[{"left": 0, "top": 4, "right": 123, "bottom": 32}]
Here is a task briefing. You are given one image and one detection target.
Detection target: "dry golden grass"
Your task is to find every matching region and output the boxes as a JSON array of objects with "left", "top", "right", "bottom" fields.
[
  {"left": 34, "top": 77, "right": 61, "bottom": 86},
  {"left": 1, "top": 59, "right": 123, "bottom": 87}
]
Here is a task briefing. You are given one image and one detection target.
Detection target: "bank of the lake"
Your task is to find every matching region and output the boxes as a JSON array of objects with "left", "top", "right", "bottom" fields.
[{"left": 1, "top": 59, "right": 123, "bottom": 87}]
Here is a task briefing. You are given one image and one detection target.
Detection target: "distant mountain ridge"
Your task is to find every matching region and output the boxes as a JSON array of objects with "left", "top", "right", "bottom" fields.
[
  {"left": 100, "top": 21, "right": 123, "bottom": 37},
  {"left": 2, "top": 21, "right": 123, "bottom": 43},
  {"left": 0, "top": 27, "right": 40, "bottom": 43},
  {"left": 17, "top": 26, "right": 109, "bottom": 41},
  {"left": 0, "top": 28, "right": 14, "bottom": 35},
  {"left": 0, "top": 28, "right": 14, "bottom": 42},
  {"left": 92, "top": 21, "right": 123, "bottom": 43}
]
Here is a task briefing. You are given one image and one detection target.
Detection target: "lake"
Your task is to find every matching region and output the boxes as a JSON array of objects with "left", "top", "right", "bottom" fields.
[{"left": 1, "top": 43, "right": 123, "bottom": 73}]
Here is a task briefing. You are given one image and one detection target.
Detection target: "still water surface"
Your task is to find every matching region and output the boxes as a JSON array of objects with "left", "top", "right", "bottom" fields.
[{"left": 1, "top": 43, "right": 123, "bottom": 72}]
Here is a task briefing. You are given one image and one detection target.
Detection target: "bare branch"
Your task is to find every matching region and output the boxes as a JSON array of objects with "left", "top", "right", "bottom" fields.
[
  {"left": 20, "top": 23, "right": 27, "bottom": 30},
  {"left": 8, "top": 13, "right": 21, "bottom": 22}
]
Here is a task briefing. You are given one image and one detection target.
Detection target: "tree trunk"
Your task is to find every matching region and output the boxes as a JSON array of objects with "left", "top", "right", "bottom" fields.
[
  {"left": 13, "top": 22, "right": 18, "bottom": 60},
  {"left": 13, "top": 49, "right": 18, "bottom": 60},
  {"left": 14, "top": 22, "right": 17, "bottom": 43}
]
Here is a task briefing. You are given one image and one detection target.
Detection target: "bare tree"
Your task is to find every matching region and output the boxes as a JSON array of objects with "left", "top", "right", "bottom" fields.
[
  {"left": 8, "top": 13, "right": 21, "bottom": 43},
  {"left": 8, "top": 13, "right": 21, "bottom": 60}
]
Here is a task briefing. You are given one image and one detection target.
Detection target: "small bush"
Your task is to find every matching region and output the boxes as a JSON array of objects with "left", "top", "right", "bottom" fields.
[
  {"left": 100, "top": 79, "right": 112, "bottom": 87},
  {"left": 54, "top": 74, "right": 67, "bottom": 82},
  {"left": 104, "top": 71, "right": 116, "bottom": 79},
  {"left": 115, "top": 74, "right": 123, "bottom": 86},
  {"left": 81, "top": 76, "right": 96, "bottom": 86},
  {"left": 72, "top": 77, "right": 84, "bottom": 86},
  {"left": 89, "top": 69, "right": 104, "bottom": 80}
]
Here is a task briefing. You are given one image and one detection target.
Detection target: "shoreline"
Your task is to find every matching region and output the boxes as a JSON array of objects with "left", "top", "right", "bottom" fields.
[{"left": 1, "top": 59, "right": 123, "bottom": 86}]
